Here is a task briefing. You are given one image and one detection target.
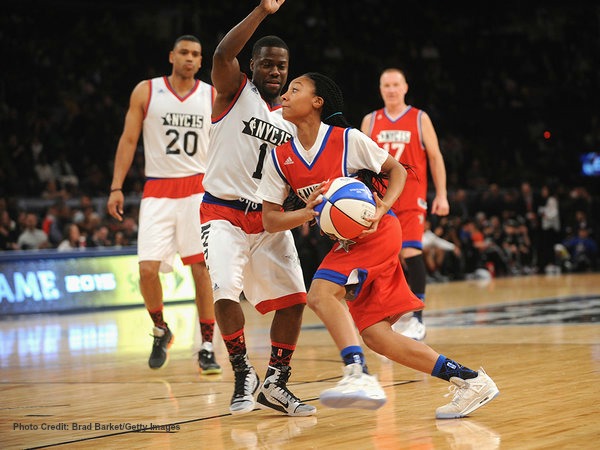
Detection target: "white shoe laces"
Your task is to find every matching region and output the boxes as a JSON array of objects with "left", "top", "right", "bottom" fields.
[{"left": 444, "top": 379, "right": 469, "bottom": 403}]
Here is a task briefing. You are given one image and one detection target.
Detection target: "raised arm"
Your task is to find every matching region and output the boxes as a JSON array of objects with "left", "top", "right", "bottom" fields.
[{"left": 211, "top": 0, "right": 286, "bottom": 117}]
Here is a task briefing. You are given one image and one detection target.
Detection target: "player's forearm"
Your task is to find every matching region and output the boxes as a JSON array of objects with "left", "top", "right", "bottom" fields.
[
  {"left": 110, "top": 140, "right": 136, "bottom": 189},
  {"left": 214, "top": 6, "right": 271, "bottom": 62},
  {"left": 430, "top": 157, "right": 447, "bottom": 198},
  {"left": 382, "top": 163, "right": 407, "bottom": 207},
  {"left": 263, "top": 208, "right": 313, "bottom": 233}
]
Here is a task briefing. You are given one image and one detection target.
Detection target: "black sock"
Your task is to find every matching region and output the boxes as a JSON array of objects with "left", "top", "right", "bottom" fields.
[
  {"left": 341, "top": 345, "right": 369, "bottom": 374},
  {"left": 405, "top": 254, "right": 426, "bottom": 321},
  {"left": 431, "top": 355, "right": 478, "bottom": 381}
]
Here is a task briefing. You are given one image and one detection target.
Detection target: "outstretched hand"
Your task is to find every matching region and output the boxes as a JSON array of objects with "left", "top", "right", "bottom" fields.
[{"left": 259, "top": 0, "right": 286, "bottom": 15}]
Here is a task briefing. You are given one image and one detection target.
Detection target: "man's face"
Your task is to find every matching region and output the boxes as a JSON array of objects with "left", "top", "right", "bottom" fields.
[
  {"left": 379, "top": 71, "right": 408, "bottom": 106},
  {"left": 170, "top": 40, "right": 202, "bottom": 78},
  {"left": 250, "top": 46, "right": 289, "bottom": 102}
]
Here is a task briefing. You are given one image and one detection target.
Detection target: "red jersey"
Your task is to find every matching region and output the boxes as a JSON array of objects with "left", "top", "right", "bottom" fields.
[
  {"left": 259, "top": 124, "right": 422, "bottom": 332},
  {"left": 273, "top": 126, "right": 348, "bottom": 201},
  {"left": 364, "top": 106, "right": 428, "bottom": 213}
]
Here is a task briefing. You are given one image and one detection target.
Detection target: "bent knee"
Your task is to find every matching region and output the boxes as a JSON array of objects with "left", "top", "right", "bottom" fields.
[
  {"left": 139, "top": 262, "right": 160, "bottom": 281},
  {"left": 306, "top": 291, "right": 319, "bottom": 311},
  {"left": 361, "top": 332, "right": 381, "bottom": 354}
]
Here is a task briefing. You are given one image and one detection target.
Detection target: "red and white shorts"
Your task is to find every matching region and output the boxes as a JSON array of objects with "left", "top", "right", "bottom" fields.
[
  {"left": 138, "top": 193, "right": 205, "bottom": 272},
  {"left": 200, "top": 202, "right": 306, "bottom": 314},
  {"left": 314, "top": 214, "right": 423, "bottom": 332}
]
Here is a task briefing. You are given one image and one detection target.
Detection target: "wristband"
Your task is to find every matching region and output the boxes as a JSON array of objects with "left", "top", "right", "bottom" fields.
[{"left": 110, "top": 188, "right": 122, "bottom": 193}]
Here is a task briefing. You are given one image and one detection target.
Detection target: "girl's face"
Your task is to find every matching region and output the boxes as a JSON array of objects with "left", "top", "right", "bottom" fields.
[{"left": 281, "top": 76, "right": 323, "bottom": 124}]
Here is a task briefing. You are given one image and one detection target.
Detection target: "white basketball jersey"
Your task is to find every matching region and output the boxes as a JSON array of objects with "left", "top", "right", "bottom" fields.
[
  {"left": 142, "top": 76, "right": 213, "bottom": 178},
  {"left": 203, "top": 77, "right": 295, "bottom": 203}
]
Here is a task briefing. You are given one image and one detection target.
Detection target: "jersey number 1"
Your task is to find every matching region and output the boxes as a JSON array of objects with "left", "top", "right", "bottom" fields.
[{"left": 251, "top": 143, "right": 268, "bottom": 179}]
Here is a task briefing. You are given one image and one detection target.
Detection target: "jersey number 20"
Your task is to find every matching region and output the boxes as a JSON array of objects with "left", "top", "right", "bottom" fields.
[{"left": 166, "top": 129, "right": 198, "bottom": 156}]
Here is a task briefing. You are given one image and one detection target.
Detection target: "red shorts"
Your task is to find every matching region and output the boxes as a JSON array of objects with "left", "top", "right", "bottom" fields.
[
  {"left": 393, "top": 208, "right": 426, "bottom": 250},
  {"left": 313, "top": 214, "right": 423, "bottom": 332}
]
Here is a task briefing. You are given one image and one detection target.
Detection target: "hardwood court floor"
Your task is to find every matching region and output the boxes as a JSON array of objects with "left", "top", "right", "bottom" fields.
[{"left": 1, "top": 273, "right": 599, "bottom": 449}]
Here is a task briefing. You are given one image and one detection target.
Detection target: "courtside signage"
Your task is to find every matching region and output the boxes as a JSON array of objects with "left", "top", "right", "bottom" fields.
[{"left": 0, "top": 251, "right": 194, "bottom": 314}]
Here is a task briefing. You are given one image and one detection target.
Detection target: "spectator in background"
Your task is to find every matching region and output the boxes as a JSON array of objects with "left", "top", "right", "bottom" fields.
[
  {"left": 561, "top": 226, "right": 598, "bottom": 273},
  {"left": 448, "top": 188, "right": 471, "bottom": 222},
  {"left": 478, "top": 183, "right": 505, "bottom": 219},
  {"left": 422, "top": 219, "right": 461, "bottom": 283},
  {"left": 0, "top": 210, "right": 19, "bottom": 250},
  {"left": 17, "top": 213, "right": 49, "bottom": 250},
  {"left": 41, "top": 179, "right": 68, "bottom": 201},
  {"left": 41, "top": 202, "right": 65, "bottom": 247},
  {"left": 57, "top": 223, "right": 85, "bottom": 251},
  {"left": 459, "top": 218, "right": 486, "bottom": 274},
  {"left": 52, "top": 151, "right": 79, "bottom": 190},
  {"left": 113, "top": 230, "right": 127, "bottom": 248},
  {"left": 502, "top": 219, "right": 532, "bottom": 275},
  {"left": 465, "top": 158, "right": 487, "bottom": 191},
  {"left": 436, "top": 215, "right": 465, "bottom": 280},
  {"left": 481, "top": 215, "right": 509, "bottom": 277},
  {"left": 71, "top": 194, "right": 94, "bottom": 225},
  {"left": 118, "top": 216, "right": 138, "bottom": 246},
  {"left": 538, "top": 184, "right": 561, "bottom": 273},
  {"left": 516, "top": 181, "right": 539, "bottom": 223},
  {"left": 33, "top": 153, "right": 56, "bottom": 191},
  {"left": 87, "top": 224, "right": 112, "bottom": 248}
]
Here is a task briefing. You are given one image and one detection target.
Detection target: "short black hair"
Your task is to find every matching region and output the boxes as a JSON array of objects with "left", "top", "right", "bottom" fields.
[
  {"left": 174, "top": 35, "right": 201, "bottom": 49},
  {"left": 252, "top": 35, "right": 289, "bottom": 58}
]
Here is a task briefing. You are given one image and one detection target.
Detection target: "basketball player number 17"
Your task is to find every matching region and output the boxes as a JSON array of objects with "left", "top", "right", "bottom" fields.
[{"left": 384, "top": 142, "right": 405, "bottom": 161}]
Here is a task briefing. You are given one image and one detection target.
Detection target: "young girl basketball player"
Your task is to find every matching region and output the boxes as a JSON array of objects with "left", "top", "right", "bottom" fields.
[{"left": 256, "top": 72, "right": 499, "bottom": 419}]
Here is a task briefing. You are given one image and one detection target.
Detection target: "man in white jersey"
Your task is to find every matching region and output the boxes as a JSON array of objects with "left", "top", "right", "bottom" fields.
[
  {"left": 107, "top": 35, "right": 221, "bottom": 374},
  {"left": 200, "top": 0, "right": 315, "bottom": 417}
]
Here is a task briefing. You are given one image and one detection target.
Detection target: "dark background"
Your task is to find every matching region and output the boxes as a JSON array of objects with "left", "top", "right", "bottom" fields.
[{"left": 1, "top": 0, "right": 599, "bottom": 196}]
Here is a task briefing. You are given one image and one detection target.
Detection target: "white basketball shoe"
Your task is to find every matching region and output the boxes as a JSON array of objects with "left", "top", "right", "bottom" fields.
[
  {"left": 435, "top": 368, "right": 499, "bottom": 419},
  {"left": 319, "top": 363, "right": 386, "bottom": 410}
]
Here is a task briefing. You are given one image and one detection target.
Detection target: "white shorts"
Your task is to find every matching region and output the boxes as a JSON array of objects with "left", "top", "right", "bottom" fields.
[
  {"left": 138, "top": 194, "right": 204, "bottom": 272},
  {"left": 201, "top": 218, "right": 306, "bottom": 313}
]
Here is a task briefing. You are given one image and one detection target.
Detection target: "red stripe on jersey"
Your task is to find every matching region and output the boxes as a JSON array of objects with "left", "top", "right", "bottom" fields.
[
  {"left": 200, "top": 202, "right": 265, "bottom": 234},
  {"left": 142, "top": 173, "right": 205, "bottom": 199}
]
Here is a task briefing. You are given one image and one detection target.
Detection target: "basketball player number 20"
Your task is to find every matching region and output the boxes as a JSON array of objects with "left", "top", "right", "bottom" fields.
[{"left": 165, "top": 129, "right": 199, "bottom": 156}]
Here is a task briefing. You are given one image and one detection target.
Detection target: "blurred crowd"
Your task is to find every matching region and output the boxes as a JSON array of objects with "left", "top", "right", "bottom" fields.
[
  {"left": 291, "top": 181, "right": 599, "bottom": 283},
  {"left": 1, "top": 2, "right": 599, "bottom": 278}
]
